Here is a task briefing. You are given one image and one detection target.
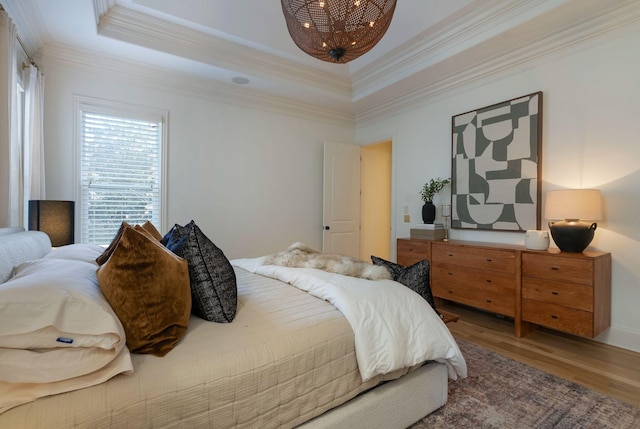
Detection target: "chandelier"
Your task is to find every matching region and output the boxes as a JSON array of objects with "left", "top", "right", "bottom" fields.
[{"left": 281, "top": 0, "right": 397, "bottom": 63}]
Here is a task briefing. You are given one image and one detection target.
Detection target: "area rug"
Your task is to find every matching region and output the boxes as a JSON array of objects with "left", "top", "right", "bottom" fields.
[{"left": 410, "top": 339, "right": 640, "bottom": 428}]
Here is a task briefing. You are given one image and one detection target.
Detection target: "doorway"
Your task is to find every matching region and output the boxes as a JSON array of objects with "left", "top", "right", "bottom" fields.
[{"left": 360, "top": 140, "right": 392, "bottom": 261}]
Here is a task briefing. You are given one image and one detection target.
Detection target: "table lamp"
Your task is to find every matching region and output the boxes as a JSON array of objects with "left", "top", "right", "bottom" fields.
[
  {"left": 28, "top": 200, "right": 75, "bottom": 247},
  {"left": 544, "top": 189, "right": 602, "bottom": 252}
]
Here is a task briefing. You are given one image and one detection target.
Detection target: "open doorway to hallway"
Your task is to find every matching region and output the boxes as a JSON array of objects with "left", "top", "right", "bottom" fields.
[{"left": 360, "top": 140, "right": 392, "bottom": 261}]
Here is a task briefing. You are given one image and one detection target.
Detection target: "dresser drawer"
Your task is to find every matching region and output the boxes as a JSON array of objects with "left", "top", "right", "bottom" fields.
[
  {"left": 433, "top": 280, "right": 515, "bottom": 317},
  {"left": 432, "top": 244, "right": 516, "bottom": 273},
  {"left": 522, "top": 253, "right": 594, "bottom": 285},
  {"left": 433, "top": 264, "right": 515, "bottom": 295},
  {"left": 522, "top": 299, "right": 594, "bottom": 337},
  {"left": 397, "top": 239, "right": 430, "bottom": 266},
  {"left": 522, "top": 277, "right": 593, "bottom": 312}
]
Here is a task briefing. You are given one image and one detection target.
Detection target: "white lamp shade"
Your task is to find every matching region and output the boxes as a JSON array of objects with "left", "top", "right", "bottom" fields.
[{"left": 545, "top": 189, "right": 603, "bottom": 221}]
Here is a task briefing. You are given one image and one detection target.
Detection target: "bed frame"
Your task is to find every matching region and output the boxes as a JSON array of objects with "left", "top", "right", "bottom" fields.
[
  {"left": 0, "top": 227, "right": 448, "bottom": 428},
  {"left": 300, "top": 363, "right": 446, "bottom": 428}
]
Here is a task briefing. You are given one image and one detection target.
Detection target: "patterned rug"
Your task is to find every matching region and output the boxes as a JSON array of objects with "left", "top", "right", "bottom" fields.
[{"left": 410, "top": 339, "right": 640, "bottom": 428}]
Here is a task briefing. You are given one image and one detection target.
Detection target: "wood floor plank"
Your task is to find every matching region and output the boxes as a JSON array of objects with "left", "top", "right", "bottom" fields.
[{"left": 441, "top": 303, "right": 640, "bottom": 408}]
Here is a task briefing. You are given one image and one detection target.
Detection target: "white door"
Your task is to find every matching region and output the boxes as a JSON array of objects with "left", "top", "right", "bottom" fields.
[{"left": 323, "top": 142, "right": 361, "bottom": 258}]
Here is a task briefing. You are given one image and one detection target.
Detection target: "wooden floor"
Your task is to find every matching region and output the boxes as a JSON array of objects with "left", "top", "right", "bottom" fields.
[{"left": 440, "top": 303, "right": 640, "bottom": 408}]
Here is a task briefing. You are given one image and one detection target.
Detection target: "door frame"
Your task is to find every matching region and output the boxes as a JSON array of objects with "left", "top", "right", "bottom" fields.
[
  {"left": 359, "top": 134, "right": 396, "bottom": 261},
  {"left": 322, "top": 136, "right": 396, "bottom": 260}
]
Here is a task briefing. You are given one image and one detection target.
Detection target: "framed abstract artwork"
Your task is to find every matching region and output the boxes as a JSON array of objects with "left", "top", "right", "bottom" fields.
[{"left": 451, "top": 91, "right": 542, "bottom": 231}]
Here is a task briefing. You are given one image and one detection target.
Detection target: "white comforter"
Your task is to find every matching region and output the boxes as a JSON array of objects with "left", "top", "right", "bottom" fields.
[
  {"left": 0, "top": 249, "right": 133, "bottom": 414},
  {"left": 231, "top": 257, "right": 467, "bottom": 382}
]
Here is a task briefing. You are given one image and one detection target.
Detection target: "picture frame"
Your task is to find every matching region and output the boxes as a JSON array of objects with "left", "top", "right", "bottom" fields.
[{"left": 451, "top": 91, "right": 542, "bottom": 231}]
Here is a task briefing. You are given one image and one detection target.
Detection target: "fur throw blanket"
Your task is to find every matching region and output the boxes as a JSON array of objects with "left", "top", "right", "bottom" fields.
[{"left": 263, "top": 242, "right": 391, "bottom": 281}]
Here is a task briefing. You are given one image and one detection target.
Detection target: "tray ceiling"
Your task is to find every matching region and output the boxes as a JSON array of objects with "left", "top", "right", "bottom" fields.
[{"left": 3, "top": 0, "right": 638, "bottom": 123}]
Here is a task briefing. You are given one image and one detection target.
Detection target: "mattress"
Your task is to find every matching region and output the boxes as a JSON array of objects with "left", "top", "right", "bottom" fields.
[{"left": 0, "top": 267, "right": 414, "bottom": 428}]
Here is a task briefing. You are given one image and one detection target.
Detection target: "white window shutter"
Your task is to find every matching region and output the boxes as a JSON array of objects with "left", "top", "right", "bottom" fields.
[{"left": 79, "top": 109, "right": 163, "bottom": 244}]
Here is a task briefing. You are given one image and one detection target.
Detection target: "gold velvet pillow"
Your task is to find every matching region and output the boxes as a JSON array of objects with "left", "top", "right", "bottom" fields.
[
  {"left": 134, "top": 224, "right": 159, "bottom": 242},
  {"left": 140, "top": 220, "right": 162, "bottom": 241},
  {"left": 96, "top": 221, "right": 130, "bottom": 266},
  {"left": 96, "top": 225, "right": 191, "bottom": 356},
  {"left": 96, "top": 221, "right": 162, "bottom": 265}
]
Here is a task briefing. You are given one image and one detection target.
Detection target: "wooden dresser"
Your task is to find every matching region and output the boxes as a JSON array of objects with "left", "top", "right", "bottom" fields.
[
  {"left": 397, "top": 238, "right": 431, "bottom": 266},
  {"left": 521, "top": 250, "right": 611, "bottom": 338},
  {"left": 396, "top": 238, "right": 611, "bottom": 338}
]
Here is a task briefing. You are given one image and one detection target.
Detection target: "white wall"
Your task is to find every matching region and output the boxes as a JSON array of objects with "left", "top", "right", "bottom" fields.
[
  {"left": 41, "top": 57, "right": 354, "bottom": 259},
  {"left": 357, "top": 27, "right": 640, "bottom": 352}
]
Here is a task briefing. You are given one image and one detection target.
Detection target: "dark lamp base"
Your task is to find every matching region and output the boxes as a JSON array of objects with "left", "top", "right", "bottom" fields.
[{"left": 548, "top": 220, "right": 597, "bottom": 253}]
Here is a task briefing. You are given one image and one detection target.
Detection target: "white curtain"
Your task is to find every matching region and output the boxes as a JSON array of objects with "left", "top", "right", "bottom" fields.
[
  {"left": 0, "top": 9, "right": 20, "bottom": 227},
  {"left": 22, "top": 64, "right": 46, "bottom": 226}
]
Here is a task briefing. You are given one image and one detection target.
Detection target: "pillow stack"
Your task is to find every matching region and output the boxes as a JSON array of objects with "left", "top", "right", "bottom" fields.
[
  {"left": 95, "top": 220, "right": 238, "bottom": 357},
  {"left": 0, "top": 250, "right": 134, "bottom": 413}
]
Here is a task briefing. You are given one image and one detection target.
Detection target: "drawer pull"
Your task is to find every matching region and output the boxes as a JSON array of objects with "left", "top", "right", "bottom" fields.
[
  {"left": 551, "top": 315, "right": 558, "bottom": 319},
  {"left": 551, "top": 266, "right": 560, "bottom": 271},
  {"left": 447, "top": 253, "right": 454, "bottom": 257},
  {"left": 447, "top": 272, "right": 453, "bottom": 276},
  {"left": 486, "top": 299, "right": 492, "bottom": 303},
  {"left": 486, "top": 258, "right": 493, "bottom": 262},
  {"left": 551, "top": 291, "right": 559, "bottom": 295},
  {"left": 486, "top": 279, "right": 492, "bottom": 283}
]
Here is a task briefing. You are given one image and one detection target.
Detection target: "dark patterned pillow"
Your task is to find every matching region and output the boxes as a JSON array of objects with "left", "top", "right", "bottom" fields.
[
  {"left": 371, "top": 255, "right": 436, "bottom": 311},
  {"left": 161, "top": 223, "right": 184, "bottom": 248},
  {"left": 162, "top": 221, "right": 237, "bottom": 323}
]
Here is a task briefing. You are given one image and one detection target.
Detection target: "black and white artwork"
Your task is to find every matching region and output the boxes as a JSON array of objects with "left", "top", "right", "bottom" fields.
[{"left": 451, "top": 92, "right": 542, "bottom": 231}]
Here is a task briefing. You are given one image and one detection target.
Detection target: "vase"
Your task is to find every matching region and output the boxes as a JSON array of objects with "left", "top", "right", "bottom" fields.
[{"left": 422, "top": 201, "right": 436, "bottom": 224}]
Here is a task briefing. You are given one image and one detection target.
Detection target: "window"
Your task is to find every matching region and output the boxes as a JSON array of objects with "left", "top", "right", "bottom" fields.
[{"left": 76, "top": 98, "right": 167, "bottom": 244}]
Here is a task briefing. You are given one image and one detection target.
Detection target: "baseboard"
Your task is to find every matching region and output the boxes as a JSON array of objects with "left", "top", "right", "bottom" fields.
[{"left": 597, "top": 325, "right": 640, "bottom": 354}]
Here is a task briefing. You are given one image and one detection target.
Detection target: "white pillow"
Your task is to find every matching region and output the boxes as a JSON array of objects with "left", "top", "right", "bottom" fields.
[
  {"left": 0, "top": 258, "right": 131, "bottom": 383},
  {"left": 43, "top": 243, "right": 106, "bottom": 265}
]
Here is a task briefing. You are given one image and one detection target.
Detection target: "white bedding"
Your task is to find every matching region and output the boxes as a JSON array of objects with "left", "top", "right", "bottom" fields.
[
  {"left": 1, "top": 267, "right": 441, "bottom": 429},
  {"left": 0, "top": 257, "right": 133, "bottom": 413},
  {"left": 0, "top": 234, "right": 461, "bottom": 427},
  {"left": 231, "top": 257, "right": 467, "bottom": 382}
]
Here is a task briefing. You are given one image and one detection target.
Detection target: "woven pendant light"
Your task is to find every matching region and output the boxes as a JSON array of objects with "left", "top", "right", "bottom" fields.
[{"left": 281, "top": 0, "right": 397, "bottom": 63}]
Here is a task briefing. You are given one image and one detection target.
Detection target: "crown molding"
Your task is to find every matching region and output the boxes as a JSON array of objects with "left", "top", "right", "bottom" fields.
[
  {"left": 20, "top": 0, "right": 640, "bottom": 130},
  {"left": 98, "top": 4, "right": 352, "bottom": 100},
  {"left": 1, "top": 0, "right": 48, "bottom": 56},
  {"left": 41, "top": 43, "right": 355, "bottom": 128},
  {"left": 351, "top": 0, "right": 546, "bottom": 101},
  {"left": 92, "top": 0, "right": 116, "bottom": 24},
  {"left": 355, "top": 1, "right": 640, "bottom": 125}
]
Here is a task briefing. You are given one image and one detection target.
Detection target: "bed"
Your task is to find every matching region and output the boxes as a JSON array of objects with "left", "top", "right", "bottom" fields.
[{"left": 0, "top": 225, "right": 466, "bottom": 428}]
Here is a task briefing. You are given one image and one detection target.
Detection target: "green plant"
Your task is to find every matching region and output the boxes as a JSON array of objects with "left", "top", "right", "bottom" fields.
[{"left": 420, "top": 177, "right": 450, "bottom": 202}]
